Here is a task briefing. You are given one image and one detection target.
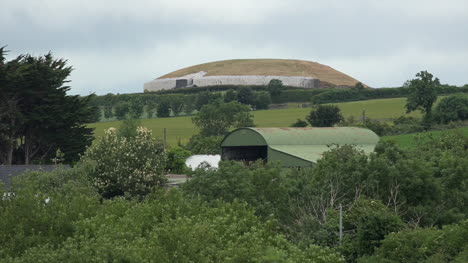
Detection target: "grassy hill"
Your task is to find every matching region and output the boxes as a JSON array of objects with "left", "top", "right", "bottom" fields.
[
  {"left": 89, "top": 97, "right": 421, "bottom": 146},
  {"left": 157, "top": 59, "right": 361, "bottom": 87}
]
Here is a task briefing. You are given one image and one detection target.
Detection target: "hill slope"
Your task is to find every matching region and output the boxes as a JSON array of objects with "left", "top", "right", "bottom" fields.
[
  {"left": 89, "top": 97, "right": 419, "bottom": 146},
  {"left": 158, "top": 59, "right": 361, "bottom": 87}
]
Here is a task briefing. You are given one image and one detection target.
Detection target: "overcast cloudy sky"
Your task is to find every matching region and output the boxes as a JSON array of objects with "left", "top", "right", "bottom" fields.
[{"left": 2, "top": 0, "right": 467, "bottom": 95}]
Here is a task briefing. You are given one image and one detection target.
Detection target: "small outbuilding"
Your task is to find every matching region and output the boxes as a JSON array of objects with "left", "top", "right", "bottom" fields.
[{"left": 220, "top": 127, "right": 379, "bottom": 167}]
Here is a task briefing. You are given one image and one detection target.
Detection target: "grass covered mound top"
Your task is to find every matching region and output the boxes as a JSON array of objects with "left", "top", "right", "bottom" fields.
[{"left": 157, "top": 59, "right": 362, "bottom": 87}]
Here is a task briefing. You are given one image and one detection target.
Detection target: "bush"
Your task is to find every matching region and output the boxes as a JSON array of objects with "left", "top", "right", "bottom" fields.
[
  {"left": 80, "top": 127, "right": 166, "bottom": 199},
  {"left": 7, "top": 190, "right": 344, "bottom": 263},
  {"left": 185, "top": 134, "right": 223, "bottom": 155},
  {"left": 0, "top": 167, "right": 100, "bottom": 259},
  {"left": 165, "top": 147, "right": 191, "bottom": 174},
  {"left": 183, "top": 161, "right": 297, "bottom": 220},
  {"left": 254, "top": 92, "right": 272, "bottom": 109},
  {"left": 434, "top": 93, "right": 468, "bottom": 124},
  {"left": 290, "top": 119, "right": 308, "bottom": 127},
  {"left": 360, "top": 220, "right": 468, "bottom": 263},
  {"left": 306, "top": 105, "right": 344, "bottom": 127}
]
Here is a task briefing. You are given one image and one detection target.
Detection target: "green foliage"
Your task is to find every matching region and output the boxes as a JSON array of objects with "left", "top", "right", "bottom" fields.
[
  {"left": 183, "top": 161, "right": 297, "bottom": 220},
  {"left": 254, "top": 91, "right": 272, "bottom": 109},
  {"left": 267, "top": 79, "right": 284, "bottom": 97},
  {"left": 224, "top": 89, "right": 238, "bottom": 102},
  {"left": 340, "top": 198, "right": 404, "bottom": 262},
  {"left": 0, "top": 166, "right": 100, "bottom": 259},
  {"left": 237, "top": 86, "right": 255, "bottom": 105},
  {"left": 290, "top": 119, "right": 308, "bottom": 127},
  {"left": 169, "top": 95, "right": 185, "bottom": 116},
  {"left": 195, "top": 91, "right": 221, "bottom": 110},
  {"left": 433, "top": 93, "right": 468, "bottom": 124},
  {"left": 116, "top": 118, "right": 141, "bottom": 139},
  {"left": 146, "top": 100, "right": 157, "bottom": 118},
  {"left": 185, "top": 134, "right": 223, "bottom": 155},
  {"left": 114, "top": 102, "right": 130, "bottom": 120},
  {"left": 4, "top": 190, "right": 343, "bottom": 263},
  {"left": 192, "top": 100, "right": 254, "bottom": 136},
  {"left": 360, "top": 220, "right": 468, "bottom": 263},
  {"left": 156, "top": 99, "right": 171, "bottom": 117},
  {"left": 306, "top": 104, "right": 344, "bottom": 127},
  {"left": 129, "top": 98, "right": 144, "bottom": 119},
  {"left": 80, "top": 127, "right": 166, "bottom": 199},
  {"left": 165, "top": 147, "right": 191, "bottom": 174},
  {"left": 103, "top": 104, "right": 113, "bottom": 119},
  {"left": 405, "top": 71, "right": 440, "bottom": 116},
  {"left": 0, "top": 50, "right": 96, "bottom": 164},
  {"left": 353, "top": 82, "right": 365, "bottom": 90}
]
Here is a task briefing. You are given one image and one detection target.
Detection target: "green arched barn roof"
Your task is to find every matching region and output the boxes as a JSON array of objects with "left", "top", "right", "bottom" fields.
[{"left": 221, "top": 127, "right": 379, "bottom": 165}]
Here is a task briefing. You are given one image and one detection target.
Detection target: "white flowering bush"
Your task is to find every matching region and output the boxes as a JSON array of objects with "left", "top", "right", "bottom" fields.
[{"left": 82, "top": 126, "right": 166, "bottom": 198}]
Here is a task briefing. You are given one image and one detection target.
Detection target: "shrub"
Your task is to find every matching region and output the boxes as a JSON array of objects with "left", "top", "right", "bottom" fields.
[
  {"left": 0, "top": 167, "right": 100, "bottom": 259},
  {"left": 290, "top": 119, "right": 308, "bottom": 127},
  {"left": 165, "top": 147, "right": 191, "bottom": 174},
  {"left": 8, "top": 190, "right": 344, "bottom": 263},
  {"left": 434, "top": 93, "right": 468, "bottom": 124},
  {"left": 306, "top": 105, "right": 344, "bottom": 127},
  {"left": 80, "top": 127, "right": 166, "bottom": 199}
]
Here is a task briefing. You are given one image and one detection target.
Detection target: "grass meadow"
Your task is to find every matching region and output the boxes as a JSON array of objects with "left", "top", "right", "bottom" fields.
[{"left": 89, "top": 97, "right": 427, "bottom": 146}]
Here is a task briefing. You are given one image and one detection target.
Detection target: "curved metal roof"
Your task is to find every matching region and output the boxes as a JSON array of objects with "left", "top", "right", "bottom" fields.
[{"left": 221, "top": 127, "right": 379, "bottom": 164}]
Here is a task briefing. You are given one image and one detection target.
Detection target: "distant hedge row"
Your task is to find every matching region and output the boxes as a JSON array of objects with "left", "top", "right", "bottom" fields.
[{"left": 91, "top": 84, "right": 468, "bottom": 108}]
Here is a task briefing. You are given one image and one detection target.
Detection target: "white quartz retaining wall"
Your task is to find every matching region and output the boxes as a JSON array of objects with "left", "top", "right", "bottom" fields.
[{"left": 143, "top": 72, "right": 319, "bottom": 92}]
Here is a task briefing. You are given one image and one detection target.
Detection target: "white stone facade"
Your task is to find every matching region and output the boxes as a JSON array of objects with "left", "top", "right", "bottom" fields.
[{"left": 144, "top": 71, "right": 320, "bottom": 92}]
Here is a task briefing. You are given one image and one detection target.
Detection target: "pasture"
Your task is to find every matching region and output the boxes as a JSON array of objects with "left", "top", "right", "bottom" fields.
[{"left": 89, "top": 97, "right": 423, "bottom": 146}]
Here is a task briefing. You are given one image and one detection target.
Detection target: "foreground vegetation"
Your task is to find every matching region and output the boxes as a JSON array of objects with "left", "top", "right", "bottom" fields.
[{"left": 1, "top": 128, "right": 467, "bottom": 262}]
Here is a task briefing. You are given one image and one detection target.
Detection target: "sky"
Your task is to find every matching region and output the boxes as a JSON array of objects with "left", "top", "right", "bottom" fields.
[{"left": 2, "top": 0, "right": 468, "bottom": 95}]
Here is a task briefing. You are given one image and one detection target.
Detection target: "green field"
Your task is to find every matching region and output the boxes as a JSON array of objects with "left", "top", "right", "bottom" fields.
[
  {"left": 382, "top": 127, "right": 468, "bottom": 148},
  {"left": 89, "top": 97, "right": 425, "bottom": 146}
]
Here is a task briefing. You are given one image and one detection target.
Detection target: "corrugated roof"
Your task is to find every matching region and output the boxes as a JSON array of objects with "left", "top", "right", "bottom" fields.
[
  {"left": 249, "top": 127, "right": 378, "bottom": 146},
  {"left": 221, "top": 127, "right": 379, "bottom": 164}
]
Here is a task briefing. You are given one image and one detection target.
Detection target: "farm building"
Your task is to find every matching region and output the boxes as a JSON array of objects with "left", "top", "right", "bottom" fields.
[{"left": 220, "top": 127, "right": 379, "bottom": 167}]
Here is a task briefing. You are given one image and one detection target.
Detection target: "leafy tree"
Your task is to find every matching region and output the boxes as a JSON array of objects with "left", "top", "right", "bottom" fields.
[
  {"left": 80, "top": 127, "right": 166, "bottom": 199},
  {"left": 103, "top": 104, "right": 113, "bottom": 119},
  {"left": 267, "top": 79, "right": 284, "bottom": 97},
  {"left": 146, "top": 100, "right": 157, "bottom": 118},
  {"left": 165, "top": 147, "right": 191, "bottom": 174},
  {"left": 306, "top": 105, "right": 344, "bottom": 127},
  {"left": 353, "top": 82, "right": 365, "bottom": 90},
  {"left": 360, "top": 220, "right": 468, "bottom": 263},
  {"left": 114, "top": 102, "right": 130, "bottom": 120},
  {"left": 169, "top": 95, "right": 184, "bottom": 116},
  {"left": 195, "top": 91, "right": 220, "bottom": 110},
  {"left": 405, "top": 71, "right": 440, "bottom": 122},
  {"left": 433, "top": 93, "right": 468, "bottom": 124},
  {"left": 340, "top": 198, "right": 404, "bottom": 261},
  {"left": 192, "top": 100, "right": 254, "bottom": 136},
  {"left": 157, "top": 99, "right": 171, "bottom": 117},
  {"left": 183, "top": 95, "right": 196, "bottom": 114},
  {"left": 185, "top": 134, "right": 223, "bottom": 154},
  {"left": 0, "top": 49, "right": 96, "bottom": 164},
  {"left": 116, "top": 118, "right": 141, "bottom": 139},
  {"left": 129, "top": 98, "right": 144, "bottom": 119},
  {"left": 290, "top": 119, "right": 308, "bottom": 127},
  {"left": 224, "top": 89, "right": 238, "bottom": 102},
  {"left": 237, "top": 86, "right": 255, "bottom": 105},
  {"left": 183, "top": 161, "right": 296, "bottom": 220},
  {"left": 253, "top": 92, "right": 271, "bottom": 110}
]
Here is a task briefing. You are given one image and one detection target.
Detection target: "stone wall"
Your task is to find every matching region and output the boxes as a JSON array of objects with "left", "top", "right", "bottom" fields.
[{"left": 143, "top": 71, "right": 320, "bottom": 92}]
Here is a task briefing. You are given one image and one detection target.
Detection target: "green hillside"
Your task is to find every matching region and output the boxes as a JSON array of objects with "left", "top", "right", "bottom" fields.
[
  {"left": 89, "top": 97, "right": 422, "bottom": 146},
  {"left": 382, "top": 127, "right": 468, "bottom": 148}
]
